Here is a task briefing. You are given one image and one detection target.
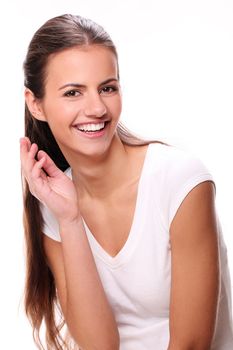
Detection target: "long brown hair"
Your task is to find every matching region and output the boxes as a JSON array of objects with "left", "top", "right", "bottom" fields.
[{"left": 22, "top": 13, "right": 157, "bottom": 349}]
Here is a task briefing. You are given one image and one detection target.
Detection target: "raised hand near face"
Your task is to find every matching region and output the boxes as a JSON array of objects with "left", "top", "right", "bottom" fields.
[{"left": 20, "top": 137, "right": 80, "bottom": 224}]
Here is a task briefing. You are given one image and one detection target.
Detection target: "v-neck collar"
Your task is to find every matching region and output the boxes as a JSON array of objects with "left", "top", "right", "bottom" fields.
[{"left": 66, "top": 143, "right": 152, "bottom": 268}]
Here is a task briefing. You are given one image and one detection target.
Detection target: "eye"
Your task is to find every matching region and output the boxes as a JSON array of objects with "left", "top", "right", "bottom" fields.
[
  {"left": 100, "top": 86, "right": 118, "bottom": 94},
  {"left": 64, "top": 90, "right": 81, "bottom": 97}
]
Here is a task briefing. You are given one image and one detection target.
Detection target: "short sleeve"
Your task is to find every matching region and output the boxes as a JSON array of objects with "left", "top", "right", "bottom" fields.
[
  {"left": 151, "top": 145, "right": 215, "bottom": 230},
  {"left": 40, "top": 202, "right": 61, "bottom": 242},
  {"left": 167, "top": 148, "right": 214, "bottom": 228}
]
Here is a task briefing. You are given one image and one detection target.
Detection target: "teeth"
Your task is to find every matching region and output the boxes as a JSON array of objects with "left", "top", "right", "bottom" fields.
[{"left": 77, "top": 122, "right": 105, "bottom": 132}]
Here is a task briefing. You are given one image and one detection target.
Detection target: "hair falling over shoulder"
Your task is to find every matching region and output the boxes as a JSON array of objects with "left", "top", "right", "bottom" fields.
[{"left": 22, "top": 13, "right": 156, "bottom": 349}]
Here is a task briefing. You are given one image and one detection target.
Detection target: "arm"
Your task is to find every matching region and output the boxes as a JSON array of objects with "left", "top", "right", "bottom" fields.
[
  {"left": 167, "top": 181, "right": 219, "bottom": 350},
  {"left": 20, "top": 138, "right": 119, "bottom": 350},
  {"left": 43, "top": 220, "right": 119, "bottom": 350}
]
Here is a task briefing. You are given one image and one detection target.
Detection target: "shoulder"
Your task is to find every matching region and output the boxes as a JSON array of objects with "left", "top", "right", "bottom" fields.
[
  {"left": 147, "top": 142, "right": 214, "bottom": 228},
  {"left": 148, "top": 142, "right": 210, "bottom": 174},
  {"left": 147, "top": 142, "right": 213, "bottom": 186}
]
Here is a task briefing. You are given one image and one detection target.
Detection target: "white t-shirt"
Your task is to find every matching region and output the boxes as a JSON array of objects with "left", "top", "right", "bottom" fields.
[{"left": 41, "top": 143, "right": 233, "bottom": 349}]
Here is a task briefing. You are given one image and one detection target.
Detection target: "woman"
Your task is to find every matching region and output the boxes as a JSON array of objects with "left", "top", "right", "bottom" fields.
[{"left": 20, "top": 14, "right": 233, "bottom": 350}]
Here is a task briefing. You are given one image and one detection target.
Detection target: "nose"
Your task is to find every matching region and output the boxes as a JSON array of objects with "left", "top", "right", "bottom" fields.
[{"left": 83, "top": 92, "right": 107, "bottom": 118}]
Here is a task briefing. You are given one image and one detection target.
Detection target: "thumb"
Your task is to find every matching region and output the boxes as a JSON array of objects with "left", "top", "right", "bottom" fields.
[{"left": 37, "top": 150, "right": 63, "bottom": 178}]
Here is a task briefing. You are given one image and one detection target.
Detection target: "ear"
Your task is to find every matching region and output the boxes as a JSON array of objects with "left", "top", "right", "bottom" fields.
[{"left": 25, "top": 88, "right": 47, "bottom": 122}]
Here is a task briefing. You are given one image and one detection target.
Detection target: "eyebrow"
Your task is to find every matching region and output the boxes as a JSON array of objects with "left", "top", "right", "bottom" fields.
[{"left": 59, "top": 78, "right": 119, "bottom": 90}]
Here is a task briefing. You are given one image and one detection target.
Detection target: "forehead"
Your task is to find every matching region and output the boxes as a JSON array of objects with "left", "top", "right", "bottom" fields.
[{"left": 45, "top": 46, "right": 118, "bottom": 86}]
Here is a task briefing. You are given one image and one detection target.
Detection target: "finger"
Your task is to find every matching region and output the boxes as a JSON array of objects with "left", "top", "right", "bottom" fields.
[
  {"left": 20, "top": 137, "right": 33, "bottom": 162},
  {"left": 28, "top": 156, "right": 47, "bottom": 200},
  {"left": 20, "top": 140, "right": 38, "bottom": 177},
  {"left": 37, "top": 150, "right": 63, "bottom": 178},
  {"left": 20, "top": 138, "right": 29, "bottom": 158},
  {"left": 31, "top": 155, "right": 46, "bottom": 180},
  {"left": 20, "top": 137, "right": 31, "bottom": 152},
  {"left": 28, "top": 143, "right": 38, "bottom": 160},
  {"left": 20, "top": 140, "right": 31, "bottom": 176}
]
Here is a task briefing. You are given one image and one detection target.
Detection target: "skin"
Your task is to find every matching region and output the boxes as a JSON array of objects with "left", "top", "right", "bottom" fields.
[
  {"left": 20, "top": 45, "right": 219, "bottom": 349},
  {"left": 168, "top": 181, "right": 219, "bottom": 349}
]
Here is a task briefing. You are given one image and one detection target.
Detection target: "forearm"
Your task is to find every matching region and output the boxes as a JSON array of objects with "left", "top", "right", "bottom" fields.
[
  {"left": 167, "top": 344, "right": 211, "bottom": 350},
  {"left": 59, "top": 218, "right": 119, "bottom": 350}
]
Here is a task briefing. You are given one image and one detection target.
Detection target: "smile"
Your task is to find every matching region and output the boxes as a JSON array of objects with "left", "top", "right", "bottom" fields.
[
  {"left": 72, "top": 121, "right": 109, "bottom": 138},
  {"left": 77, "top": 122, "right": 106, "bottom": 132}
]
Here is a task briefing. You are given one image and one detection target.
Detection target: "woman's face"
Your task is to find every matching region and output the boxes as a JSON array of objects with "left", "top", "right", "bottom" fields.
[{"left": 39, "top": 45, "right": 122, "bottom": 159}]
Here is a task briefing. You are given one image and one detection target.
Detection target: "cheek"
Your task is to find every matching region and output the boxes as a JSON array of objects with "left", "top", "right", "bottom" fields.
[
  {"left": 117, "top": 104, "right": 122, "bottom": 121},
  {"left": 111, "top": 96, "right": 122, "bottom": 119},
  {"left": 43, "top": 100, "right": 78, "bottom": 124}
]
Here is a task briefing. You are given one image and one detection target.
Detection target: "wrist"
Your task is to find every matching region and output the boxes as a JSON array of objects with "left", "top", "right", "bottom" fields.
[{"left": 58, "top": 215, "right": 83, "bottom": 230}]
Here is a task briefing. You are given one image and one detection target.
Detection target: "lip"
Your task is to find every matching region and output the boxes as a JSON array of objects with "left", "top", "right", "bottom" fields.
[{"left": 72, "top": 121, "right": 109, "bottom": 138}]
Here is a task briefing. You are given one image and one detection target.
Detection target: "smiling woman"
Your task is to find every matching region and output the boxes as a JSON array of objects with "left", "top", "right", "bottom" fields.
[
  {"left": 25, "top": 45, "right": 123, "bottom": 160},
  {"left": 20, "top": 13, "right": 233, "bottom": 350}
]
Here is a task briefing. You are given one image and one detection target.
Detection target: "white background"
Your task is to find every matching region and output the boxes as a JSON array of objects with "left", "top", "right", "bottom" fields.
[{"left": 0, "top": 0, "right": 232, "bottom": 348}]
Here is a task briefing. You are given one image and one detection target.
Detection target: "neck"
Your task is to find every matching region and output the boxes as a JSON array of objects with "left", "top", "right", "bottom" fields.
[{"left": 62, "top": 135, "right": 133, "bottom": 200}]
